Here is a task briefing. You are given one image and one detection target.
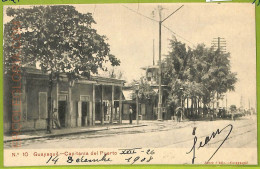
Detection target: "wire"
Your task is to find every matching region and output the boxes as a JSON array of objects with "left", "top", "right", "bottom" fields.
[
  {"left": 121, "top": 5, "right": 159, "bottom": 23},
  {"left": 162, "top": 5, "right": 184, "bottom": 23},
  {"left": 121, "top": 4, "right": 196, "bottom": 48},
  {"left": 93, "top": 5, "right": 96, "bottom": 16},
  {"left": 162, "top": 25, "right": 196, "bottom": 48}
]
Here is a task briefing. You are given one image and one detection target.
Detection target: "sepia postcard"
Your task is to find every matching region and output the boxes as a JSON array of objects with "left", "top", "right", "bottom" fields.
[{"left": 2, "top": 1, "right": 258, "bottom": 167}]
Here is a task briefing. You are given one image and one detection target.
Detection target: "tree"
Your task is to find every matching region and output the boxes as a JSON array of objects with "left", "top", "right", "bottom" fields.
[
  {"left": 129, "top": 77, "right": 158, "bottom": 120},
  {"left": 162, "top": 38, "right": 199, "bottom": 116},
  {"left": 130, "top": 77, "right": 158, "bottom": 104},
  {"left": 194, "top": 45, "right": 237, "bottom": 108},
  {"left": 161, "top": 38, "right": 237, "bottom": 118},
  {"left": 230, "top": 105, "right": 237, "bottom": 112},
  {"left": 4, "top": 5, "right": 120, "bottom": 131},
  {"left": 108, "top": 67, "right": 124, "bottom": 79}
]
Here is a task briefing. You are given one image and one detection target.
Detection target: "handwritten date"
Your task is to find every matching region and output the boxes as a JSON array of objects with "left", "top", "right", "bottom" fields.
[{"left": 119, "top": 148, "right": 155, "bottom": 164}]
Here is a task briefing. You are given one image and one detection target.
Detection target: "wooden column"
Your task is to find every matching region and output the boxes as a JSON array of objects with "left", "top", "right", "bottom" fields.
[
  {"left": 136, "top": 91, "right": 139, "bottom": 124},
  {"left": 119, "top": 85, "right": 122, "bottom": 124},
  {"left": 56, "top": 82, "right": 59, "bottom": 113},
  {"left": 67, "top": 86, "right": 72, "bottom": 127},
  {"left": 77, "top": 101, "right": 82, "bottom": 127},
  {"left": 92, "top": 84, "right": 95, "bottom": 126},
  {"left": 101, "top": 85, "right": 104, "bottom": 125},
  {"left": 110, "top": 85, "right": 114, "bottom": 124},
  {"left": 88, "top": 101, "right": 92, "bottom": 126}
]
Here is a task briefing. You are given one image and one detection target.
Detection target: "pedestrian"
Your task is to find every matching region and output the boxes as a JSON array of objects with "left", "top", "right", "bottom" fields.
[
  {"left": 179, "top": 108, "right": 182, "bottom": 122},
  {"left": 129, "top": 106, "right": 133, "bottom": 124},
  {"left": 176, "top": 108, "right": 182, "bottom": 122},
  {"left": 53, "top": 108, "right": 61, "bottom": 129},
  {"left": 210, "top": 110, "right": 214, "bottom": 121}
]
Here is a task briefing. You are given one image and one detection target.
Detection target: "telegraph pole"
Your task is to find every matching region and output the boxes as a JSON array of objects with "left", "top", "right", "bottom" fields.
[
  {"left": 211, "top": 37, "right": 226, "bottom": 113},
  {"left": 226, "top": 94, "right": 228, "bottom": 113},
  {"left": 156, "top": 5, "right": 184, "bottom": 121},
  {"left": 158, "top": 6, "right": 163, "bottom": 120},
  {"left": 153, "top": 39, "right": 155, "bottom": 66},
  {"left": 211, "top": 37, "right": 226, "bottom": 52}
]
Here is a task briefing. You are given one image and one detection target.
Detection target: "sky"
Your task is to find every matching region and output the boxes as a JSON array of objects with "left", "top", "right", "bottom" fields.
[{"left": 3, "top": 3, "right": 256, "bottom": 109}]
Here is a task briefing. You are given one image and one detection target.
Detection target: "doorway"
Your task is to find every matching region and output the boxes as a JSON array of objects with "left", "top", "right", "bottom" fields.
[
  {"left": 82, "top": 102, "right": 89, "bottom": 126},
  {"left": 95, "top": 102, "right": 101, "bottom": 122},
  {"left": 58, "top": 101, "right": 66, "bottom": 127}
]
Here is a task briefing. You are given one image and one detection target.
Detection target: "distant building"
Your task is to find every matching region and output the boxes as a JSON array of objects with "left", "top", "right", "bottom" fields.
[
  {"left": 141, "top": 65, "right": 159, "bottom": 85},
  {"left": 122, "top": 86, "right": 156, "bottom": 121},
  {"left": 142, "top": 65, "right": 169, "bottom": 120},
  {"left": 121, "top": 65, "right": 169, "bottom": 121}
]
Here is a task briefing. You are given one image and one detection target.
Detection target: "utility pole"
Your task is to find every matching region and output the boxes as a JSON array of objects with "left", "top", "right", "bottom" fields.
[
  {"left": 211, "top": 37, "right": 226, "bottom": 113},
  {"left": 211, "top": 37, "right": 226, "bottom": 52},
  {"left": 156, "top": 5, "right": 184, "bottom": 121},
  {"left": 226, "top": 94, "right": 228, "bottom": 113},
  {"left": 248, "top": 99, "right": 250, "bottom": 109},
  {"left": 136, "top": 93, "right": 139, "bottom": 124},
  {"left": 248, "top": 99, "right": 252, "bottom": 115},
  {"left": 153, "top": 39, "right": 155, "bottom": 66},
  {"left": 240, "top": 95, "right": 244, "bottom": 109},
  {"left": 158, "top": 5, "right": 163, "bottom": 121}
]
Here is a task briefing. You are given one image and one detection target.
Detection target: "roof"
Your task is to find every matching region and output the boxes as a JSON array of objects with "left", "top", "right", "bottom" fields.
[
  {"left": 9, "top": 67, "right": 126, "bottom": 86},
  {"left": 141, "top": 65, "right": 159, "bottom": 70},
  {"left": 122, "top": 90, "right": 134, "bottom": 101},
  {"left": 91, "top": 76, "right": 126, "bottom": 86}
]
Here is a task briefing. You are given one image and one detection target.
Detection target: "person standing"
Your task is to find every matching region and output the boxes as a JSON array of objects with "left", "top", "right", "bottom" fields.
[
  {"left": 53, "top": 108, "right": 61, "bottom": 129},
  {"left": 129, "top": 106, "right": 133, "bottom": 124},
  {"left": 177, "top": 108, "right": 182, "bottom": 122}
]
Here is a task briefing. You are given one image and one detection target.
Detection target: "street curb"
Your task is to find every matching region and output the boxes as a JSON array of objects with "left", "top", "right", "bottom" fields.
[{"left": 4, "top": 124, "right": 147, "bottom": 143}]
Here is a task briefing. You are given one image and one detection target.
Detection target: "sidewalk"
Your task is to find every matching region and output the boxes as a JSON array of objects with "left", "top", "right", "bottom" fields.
[{"left": 4, "top": 120, "right": 147, "bottom": 143}]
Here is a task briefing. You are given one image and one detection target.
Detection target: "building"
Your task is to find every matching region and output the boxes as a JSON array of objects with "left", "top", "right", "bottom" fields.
[
  {"left": 121, "top": 86, "right": 155, "bottom": 121},
  {"left": 120, "top": 65, "right": 169, "bottom": 121},
  {"left": 141, "top": 65, "right": 170, "bottom": 120},
  {"left": 4, "top": 67, "right": 125, "bottom": 133}
]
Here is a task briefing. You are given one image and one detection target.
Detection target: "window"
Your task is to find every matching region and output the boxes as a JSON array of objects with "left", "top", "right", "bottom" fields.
[
  {"left": 147, "top": 72, "right": 152, "bottom": 81},
  {"left": 80, "top": 95, "right": 90, "bottom": 102},
  {"left": 58, "top": 95, "right": 67, "bottom": 101}
]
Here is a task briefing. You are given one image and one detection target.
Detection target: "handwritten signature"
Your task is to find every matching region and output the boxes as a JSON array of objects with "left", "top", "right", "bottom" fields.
[
  {"left": 186, "top": 124, "right": 233, "bottom": 164},
  {"left": 2, "top": 0, "right": 19, "bottom": 3}
]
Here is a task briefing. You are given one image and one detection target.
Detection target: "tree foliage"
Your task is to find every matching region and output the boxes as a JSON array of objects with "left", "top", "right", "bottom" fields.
[
  {"left": 4, "top": 5, "right": 121, "bottom": 130},
  {"left": 229, "top": 105, "right": 237, "bottom": 113},
  {"left": 108, "top": 68, "right": 124, "bottom": 80},
  {"left": 130, "top": 77, "right": 158, "bottom": 104},
  {"left": 162, "top": 38, "right": 237, "bottom": 112},
  {"left": 4, "top": 5, "right": 120, "bottom": 79}
]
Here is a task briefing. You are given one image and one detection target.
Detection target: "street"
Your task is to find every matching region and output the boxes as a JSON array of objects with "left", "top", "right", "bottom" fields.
[{"left": 5, "top": 115, "right": 257, "bottom": 149}]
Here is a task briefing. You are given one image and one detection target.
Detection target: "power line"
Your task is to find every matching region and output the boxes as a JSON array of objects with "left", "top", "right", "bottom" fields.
[
  {"left": 121, "top": 5, "right": 158, "bottom": 23},
  {"left": 162, "top": 24, "right": 196, "bottom": 48},
  {"left": 162, "top": 5, "right": 184, "bottom": 22},
  {"left": 93, "top": 5, "right": 97, "bottom": 16},
  {"left": 121, "top": 4, "right": 196, "bottom": 48}
]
